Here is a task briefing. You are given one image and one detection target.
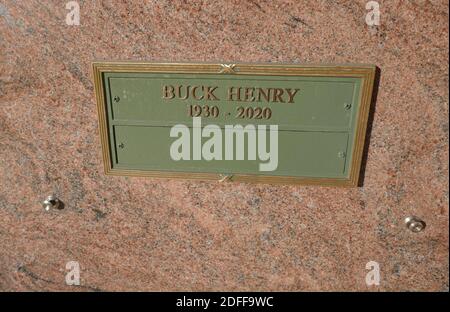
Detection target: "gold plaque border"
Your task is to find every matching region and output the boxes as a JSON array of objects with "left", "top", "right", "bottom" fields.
[{"left": 92, "top": 62, "right": 376, "bottom": 187}]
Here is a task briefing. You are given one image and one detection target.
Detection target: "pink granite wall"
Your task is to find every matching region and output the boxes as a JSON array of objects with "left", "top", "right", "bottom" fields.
[{"left": 0, "top": 0, "right": 448, "bottom": 291}]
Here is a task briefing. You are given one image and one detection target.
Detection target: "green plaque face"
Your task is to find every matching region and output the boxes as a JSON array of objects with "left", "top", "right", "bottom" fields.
[{"left": 93, "top": 62, "right": 376, "bottom": 186}]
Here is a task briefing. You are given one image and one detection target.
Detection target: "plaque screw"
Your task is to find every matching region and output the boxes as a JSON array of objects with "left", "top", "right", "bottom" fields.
[
  {"left": 42, "top": 195, "right": 61, "bottom": 212},
  {"left": 344, "top": 103, "right": 352, "bottom": 110},
  {"left": 405, "top": 216, "right": 426, "bottom": 233},
  {"left": 118, "top": 143, "right": 125, "bottom": 149},
  {"left": 337, "top": 151, "right": 346, "bottom": 158},
  {"left": 113, "top": 96, "right": 120, "bottom": 102}
]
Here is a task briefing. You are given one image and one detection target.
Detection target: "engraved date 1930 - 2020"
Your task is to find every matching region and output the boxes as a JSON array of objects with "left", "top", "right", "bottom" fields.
[{"left": 162, "top": 84, "right": 300, "bottom": 121}]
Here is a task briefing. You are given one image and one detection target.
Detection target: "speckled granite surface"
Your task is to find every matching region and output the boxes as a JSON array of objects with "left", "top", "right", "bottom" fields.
[{"left": 0, "top": 0, "right": 448, "bottom": 291}]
